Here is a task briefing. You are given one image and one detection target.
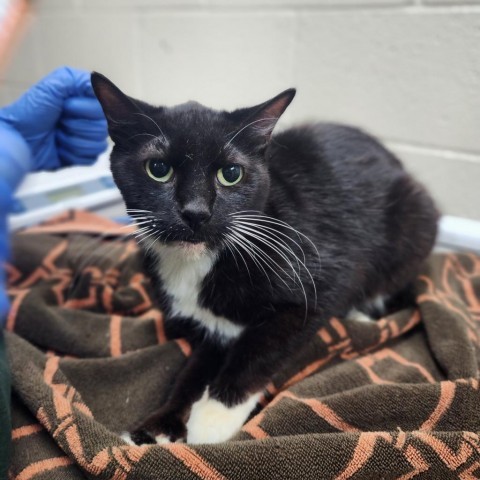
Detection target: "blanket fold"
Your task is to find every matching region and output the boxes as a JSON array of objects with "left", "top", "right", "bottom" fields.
[{"left": 4, "top": 211, "right": 480, "bottom": 479}]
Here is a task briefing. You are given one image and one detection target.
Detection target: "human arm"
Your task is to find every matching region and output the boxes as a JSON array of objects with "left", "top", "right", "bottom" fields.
[{"left": 0, "top": 66, "right": 108, "bottom": 324}]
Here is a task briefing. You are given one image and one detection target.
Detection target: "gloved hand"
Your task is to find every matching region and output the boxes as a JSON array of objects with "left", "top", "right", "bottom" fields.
[
  {"left": 0, "top": 184, "right": 12, "bottom": 326},
  {"left": 0, "top": 66, "right": 108, "bottom": 175},
  {"left": 0, "top": 67, "right": 108, "bottom": 326}
]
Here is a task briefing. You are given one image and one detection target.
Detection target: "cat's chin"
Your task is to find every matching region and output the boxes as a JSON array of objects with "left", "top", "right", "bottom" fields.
[{"left": 168, "top": 240, "right": 208, "bottom": 255}]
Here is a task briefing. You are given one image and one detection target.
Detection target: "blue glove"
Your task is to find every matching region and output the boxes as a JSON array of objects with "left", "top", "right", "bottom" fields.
[
  {"left": 0, "top": 182, "right": 12, "bottom": 326},
  {"left": 0, "top": 66, "right": 108, "bottom": 173},
  {"left": 0, "top": 67, "right": 108, "bottom": 325}
]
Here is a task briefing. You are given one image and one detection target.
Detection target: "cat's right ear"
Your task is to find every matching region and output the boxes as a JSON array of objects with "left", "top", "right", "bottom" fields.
[{"left": 91, "top": 72, "right": 142, "bottom": 144}]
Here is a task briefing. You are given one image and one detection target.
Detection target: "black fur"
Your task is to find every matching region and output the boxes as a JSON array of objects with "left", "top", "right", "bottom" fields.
[{"left": 92, "top": 72, "right": 439, "bottom": 442}]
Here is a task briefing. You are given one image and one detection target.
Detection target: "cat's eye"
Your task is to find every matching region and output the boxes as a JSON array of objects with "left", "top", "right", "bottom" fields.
[
  {"left": 217, "top": 165, "right": 244, "bottom": 186},
  {"left": 145, "top": 159, "right": 174, "bottom": 183}
]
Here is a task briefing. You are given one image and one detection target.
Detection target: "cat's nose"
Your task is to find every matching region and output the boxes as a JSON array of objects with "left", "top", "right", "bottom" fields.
[{"left": 180, "top": 201, "right": 212, "bottom": 231}]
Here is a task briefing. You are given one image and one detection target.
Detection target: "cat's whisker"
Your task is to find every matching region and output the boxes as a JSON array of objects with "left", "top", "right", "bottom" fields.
[
  {"left": 231, "top": 219, "right": 307, "bottom": 264},
  {"left": 134, "top": 226, "right": 152, "bottom": 236},
  {"left": 132, "top": 112, "right": 168, "bottom": 144},
  {"left": 141, "top": 232, "right": 162, "bottom": 256},
  {"left": 231, "top": 220, "right": 317, "bottom": 308},
  {"left": 130, "top": 216, "right": 153, "bottom": 223},
  {"left": 232, "top": 212, "right": 321, "bottom": 265},
  {"left": 129, "top": 218, "right": 154, "bottom": 224},
  {"left": 223, "top": 235, "right": 254, "bottom": 284},
  {"left": 226, "top": 233, "right": 268, "bottom": 287},
  {"left": 132, "top": 220, "right": 154, "bottom": 227},
  {"left": 135, "top": 229, "right": 157, "bottom": 243},
  {"left": 231, "top": 226, "right": 309, "bottom": 314},
  {"left": 130, "top": 219, "right": 155, "bottom": 226},
  {"left": 231, "top": 233, "right": 292, "bottom": 295},
  {"left": 228, "top": 229, "right": 294, "bottom": 294},
  {"left": 127, "top": 215, "right": 154, "bottom": 221},
  {"left": 148, "top": 229, "right": 167, "bottom": 252},
  {"left": 231, "top": 222, "right": 302, "bottom": 272},
  {"left": 127, "top": 212, "right": 153, "bottom": 217},
  {"left": 232, "top": 225, "right": 301, "bottom": 277},
  {"left": 135, "top": 228, "right": 154, "bottom": 239},
  {"left": 133, "top": 222, "right": 153, "bottom": 230},
  {"left": 133, "top": 225, "right": 153, "bottom": 232},
  {"left": 227, "top": 232, "right": 267, "bottom": 280},
  {"left": 126, "top": 209, "right": 155, "bottom": 215},
  {"left": 235, "top": 212, "right": 317, "bottom": 252},
  {"left": 232, "top": 227, "right": 306, "bottom": 299},
  {"left": 119, "top": 223, "right": 137, "bottom": 230},
  {"left": 128, "top": 132, "right": 164, "bottom": 143},
  {"left": 222, "top": 237, "right": 240, "bottom": 271},
  {"left": 223, "top": 117, "right": 279, "bottom": 150}
]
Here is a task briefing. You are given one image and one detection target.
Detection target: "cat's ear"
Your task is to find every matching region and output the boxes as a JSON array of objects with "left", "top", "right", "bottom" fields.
[
  {"left": 230, "top": 88, "right": 296, "bottom": 142},
  {"left": 91, "top": 72, "right": 144, "bottom": 144}
]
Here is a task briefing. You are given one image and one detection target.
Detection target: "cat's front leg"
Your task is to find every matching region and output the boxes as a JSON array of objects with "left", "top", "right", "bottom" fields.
[
  {"left": 127, "top": 341, "right": 224, "bottom": 445},
  {"left": 186, "top": 309, "right": 312, "bottom": 444}
]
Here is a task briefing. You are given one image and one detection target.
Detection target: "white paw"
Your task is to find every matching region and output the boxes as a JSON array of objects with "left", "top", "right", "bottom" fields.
[
  {"left": 155, "top": 434, "right": 173, "bottom": 445},
  {"left": 186, "top": 389, "right": 260, "bottom": 444},
  {"left": 346, "top": 308, "right": 375, "bottom": 323},
  {"left": 120, "top": 431, "right": 136, "bottom": 445}
]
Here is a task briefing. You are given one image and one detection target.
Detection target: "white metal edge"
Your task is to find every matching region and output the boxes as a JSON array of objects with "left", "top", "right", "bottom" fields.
[{"left": 437, "top": 215, "right": 480, "bottom": 253}]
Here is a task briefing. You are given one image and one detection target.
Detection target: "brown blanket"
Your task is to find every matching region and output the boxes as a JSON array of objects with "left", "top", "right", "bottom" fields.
[{"left": 5, "top": 211, "right": 480, "bottom": 479}]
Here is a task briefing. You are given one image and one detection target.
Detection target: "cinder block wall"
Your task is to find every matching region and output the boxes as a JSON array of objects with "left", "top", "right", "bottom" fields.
[{"left": 1, "top": 0, "right": 479, "bottom": 220}]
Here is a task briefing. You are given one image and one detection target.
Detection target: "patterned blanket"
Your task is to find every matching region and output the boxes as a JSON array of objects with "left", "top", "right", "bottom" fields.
[{"left": 4, "top": 210, "right": 480, "bottom": 479}]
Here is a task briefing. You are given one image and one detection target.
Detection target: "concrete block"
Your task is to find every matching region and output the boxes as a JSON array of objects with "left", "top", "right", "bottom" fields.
[
  {"left": 35, "top": 12, "right": 138, "bottom": 93},
  {"left": 1, "top": 14, "right": 42, "bottom": 84},
  {"left": 390, "top": 144, "right": 480, "bottom": 221},
  {"left": 81, "top": 0, "right": 201, "bottom": 8},
  {"left": 423, "top": 1, "right": 480, "bottom": 4},
  {"left": 136, "top": 12, "right": 295, "bottom": 112},
  {"left": 0, "top": 83, "right": 31, "bottom": 105},
  {"left": 205, "top": 0, "right": 409, "bottom": 6},
  {"left": 293, "top": 10, "right": 480, "bottom": 153},
  {"left": 0, "top": 84, "right": 9, "bottom": 106},
  {"left": 37, "top": 0, "right": 81, "bottom": 9}
]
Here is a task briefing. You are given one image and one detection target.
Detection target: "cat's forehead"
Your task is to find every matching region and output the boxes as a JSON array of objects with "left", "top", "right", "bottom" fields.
[
  {"left": 169, "top": 100, "right": 206, "bottom": 113},
  {"left": 140, "top": 102, "right": 233, "bottom": 162},
  {"left": 138, "top": 134, "right": 243, "bottom": 166},
  {"left": 161, "top": 102, "right": 228, "bottom": 132},
  {"left": 137, "top": 102, "right": 235, "bottom": 159}
]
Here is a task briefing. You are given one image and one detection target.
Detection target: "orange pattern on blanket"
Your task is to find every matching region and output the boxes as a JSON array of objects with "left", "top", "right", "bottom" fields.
[{"left": 6, "top": 212, "right": 480, "bottom": 479}]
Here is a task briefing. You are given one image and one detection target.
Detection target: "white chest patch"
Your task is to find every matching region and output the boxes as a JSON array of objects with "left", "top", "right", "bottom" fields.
[{"left": 154, "top": 243, "right": 244, "bottom": 341}]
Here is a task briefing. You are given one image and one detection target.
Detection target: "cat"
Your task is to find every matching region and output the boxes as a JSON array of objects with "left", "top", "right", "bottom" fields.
[{"left": 91, "top": 72, "right": 439, "bottom": 445}]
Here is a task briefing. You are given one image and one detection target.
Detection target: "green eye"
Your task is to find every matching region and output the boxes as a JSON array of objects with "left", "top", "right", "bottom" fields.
[
  {"left": 217, "top": 165, "right": 244, "bottom": 186},
  {"left": 145, "top": 159, "right": 173, "bottom": 182}
]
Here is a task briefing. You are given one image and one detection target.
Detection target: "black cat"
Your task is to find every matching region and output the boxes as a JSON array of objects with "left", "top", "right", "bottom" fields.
[{"left": 92, "top": 72, "right": 438, "bottom": 445}]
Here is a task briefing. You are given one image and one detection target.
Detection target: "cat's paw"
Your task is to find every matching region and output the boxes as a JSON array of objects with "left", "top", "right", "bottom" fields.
[
  {"left": 125, "top": 410, "right": 187, "bottom": 445},
  {"left": 121, "top": 428, "right": 181, "bottom": 446},
  {"left": 346, "top": 307, "right": 375, "bottom": 323},
  {"left": 186, "top": 389, "right": 260, "bottom": 444},
  {"left": 120, "top": 431, "right": 137, "bottom": 445},
  {"left": 121, "top": 429, "right": 158, "bottom": 446}
]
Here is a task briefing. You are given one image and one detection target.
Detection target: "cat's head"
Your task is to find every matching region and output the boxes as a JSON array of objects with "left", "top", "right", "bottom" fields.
[{"left": 92, "top": 72, "right": 295, "bottom": 251}]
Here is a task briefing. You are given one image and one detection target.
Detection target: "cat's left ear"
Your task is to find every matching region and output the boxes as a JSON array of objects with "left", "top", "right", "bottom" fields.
[
  {"left": 91, "top": 72, "right": 148, "bottom": 146},
  {"left": 230, "top": 88, "right": 296, "bottom": 141}
]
